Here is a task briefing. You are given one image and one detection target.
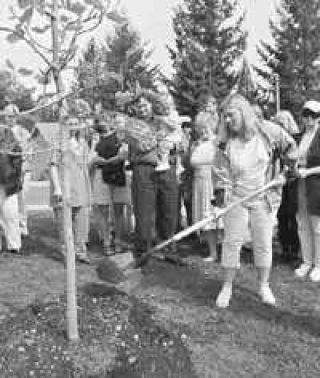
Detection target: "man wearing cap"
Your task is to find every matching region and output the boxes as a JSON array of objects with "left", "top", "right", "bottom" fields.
[
  {"left": 4, "top": 104, "right": 31, "bottom": 237},
  {"left": 294, "top": 100, "right": 320, "bottom": 281}
]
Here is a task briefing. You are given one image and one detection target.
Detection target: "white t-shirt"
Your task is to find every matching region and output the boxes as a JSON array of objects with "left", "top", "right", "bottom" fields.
[
  {"left": 190, "top": 139, "right": 216, "bottom": 168},
  {"left": 228, "top": 135, "right": 269, "bottom": 197}
]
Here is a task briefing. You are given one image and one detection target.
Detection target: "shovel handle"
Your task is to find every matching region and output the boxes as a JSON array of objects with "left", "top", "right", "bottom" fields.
[{"left": 136, "top": 177, "right": 285, "bottom": 268}]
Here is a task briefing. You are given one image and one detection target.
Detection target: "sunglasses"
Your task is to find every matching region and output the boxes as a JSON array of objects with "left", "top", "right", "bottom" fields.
[{"left": 302, "top": 110, "right": 319, "bottom": 119}]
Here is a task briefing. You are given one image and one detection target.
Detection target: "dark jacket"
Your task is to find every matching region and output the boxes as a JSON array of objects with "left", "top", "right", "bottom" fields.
[
  {"left": 0, "top": 128, "right": 23, "bottom": 196},
  {"left": 306, "top": 127, "right": 320, "bottom": 215},
  {"left": 95, "top": 132, "right": 126, "bottom": 187}
]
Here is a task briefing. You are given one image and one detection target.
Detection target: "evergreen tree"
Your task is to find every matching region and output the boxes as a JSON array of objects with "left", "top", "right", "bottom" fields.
[
  {"left": 104, "top": 23, "right": 159, "bottom": 91},
  {"left": 237, "top": 56, "right": 258, "bottom": 101},
  {"left": 76, "top": 22, "right": 159, "bottom": 109},
  {"left": 0, "top": 69, "right": 34, "bottom": 111},
  {"left": 255, "top": 0, "right": 320, "bottom": 117},
  {"left": 169, "top": 0, "right": 247, "bottom": 117}
]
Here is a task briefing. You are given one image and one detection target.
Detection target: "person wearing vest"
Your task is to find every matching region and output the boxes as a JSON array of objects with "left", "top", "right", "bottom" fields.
[
  {"left": 294, "top": 100, "right": 320, "bottom": 282},
  {"left": 215, "top": 94, "right": 297, "bottom": 309}
]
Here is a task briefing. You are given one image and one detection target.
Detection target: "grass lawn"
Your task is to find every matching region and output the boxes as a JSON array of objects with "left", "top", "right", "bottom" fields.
[{"left": 0, "top": 212, "right": 319, "bottom": 377}]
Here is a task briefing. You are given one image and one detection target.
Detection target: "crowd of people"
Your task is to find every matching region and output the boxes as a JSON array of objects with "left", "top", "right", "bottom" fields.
[{"left": 1, "top": 86, "right": 320, "bottom": 309}]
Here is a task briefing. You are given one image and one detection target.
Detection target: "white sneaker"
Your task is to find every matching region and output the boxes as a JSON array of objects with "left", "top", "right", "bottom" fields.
[
  {"left": 203, "top": 256, "right": 214, "bottom": 263},
  {"left": 309, "top": 267, "right": 320, "bottom": 282},
  {"left": 216, "top": 285, "right": 232, "bottom": 308},
  {"left": 295, "top": 263, "right": 312, "bottom": 278},
  {"left": 258, "top": 284, "right": 276, "bottom": 306}
]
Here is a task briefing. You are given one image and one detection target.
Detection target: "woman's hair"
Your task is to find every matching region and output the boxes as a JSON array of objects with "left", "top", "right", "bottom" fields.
[
  {"left": 219, "top": 94, "right": 258, "bottom": 142},
  {"left": 198, "top": 93, "right": 217, "bottom": 111},
  {"left": 194, "top": 111, "right": 218, "bottom": 134},
  {"left": 272, "top": 110, "right": 299, "bottom": 135}
]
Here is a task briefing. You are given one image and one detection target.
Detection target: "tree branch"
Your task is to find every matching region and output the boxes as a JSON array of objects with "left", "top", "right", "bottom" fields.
[
  {"left": 59, "top": 10, "right": 103, "bottom": 71},
  {"left": 77, "top": 11, "right": 104, "bottom": 37},
  {"left": 0, "top": 26, "right": 52, "bottom": 67},
  {"left": 23, "top": 24, "right": 53, "bottom": 53}
]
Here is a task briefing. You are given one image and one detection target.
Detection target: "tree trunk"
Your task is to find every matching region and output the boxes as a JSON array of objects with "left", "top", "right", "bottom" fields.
[{"left": 51, "top": 0, "right": 79, "bottom": 342}]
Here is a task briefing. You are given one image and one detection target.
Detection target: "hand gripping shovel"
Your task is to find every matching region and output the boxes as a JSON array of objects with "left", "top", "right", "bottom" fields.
[{"left": 134, "top": 176, "right": 285, "bottom": 269}]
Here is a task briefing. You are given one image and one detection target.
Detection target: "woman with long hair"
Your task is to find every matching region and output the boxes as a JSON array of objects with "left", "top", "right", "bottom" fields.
[{"left": 215, "top": 94, "right": 297, "bottom": 308}]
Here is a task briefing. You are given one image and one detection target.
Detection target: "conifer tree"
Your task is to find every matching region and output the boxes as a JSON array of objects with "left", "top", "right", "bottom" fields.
[
  {"left": 169, "top": 0, "right": 247, "bottom": 117},
  {"left": 76, "top": 22, "right": 159, "bottom": 109},
  {"left": 255, "top": 0, "right": 320, "bottom": 117}
]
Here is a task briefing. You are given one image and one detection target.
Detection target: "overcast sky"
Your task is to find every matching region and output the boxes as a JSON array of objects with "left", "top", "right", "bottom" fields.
[{"left": 0, "top": 0, "right": 278, "bottom": 90}]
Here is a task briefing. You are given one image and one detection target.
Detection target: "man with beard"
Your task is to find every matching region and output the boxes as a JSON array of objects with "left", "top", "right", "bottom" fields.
[{"left": 129, "top": 94, "right": 179, "bottom": 263}]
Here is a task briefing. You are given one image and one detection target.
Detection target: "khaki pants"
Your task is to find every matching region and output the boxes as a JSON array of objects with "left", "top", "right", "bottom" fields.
[
  {"left": 296, "top": 180, "right": 320, "bottom": 267},
  {"left": 222, "top": 197, "right": 273, "bottom": 269}
]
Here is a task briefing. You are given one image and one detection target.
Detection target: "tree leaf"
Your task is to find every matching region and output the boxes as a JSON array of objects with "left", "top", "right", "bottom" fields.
[
  {"left": 32, "top": 25, "right": 50, "bottom": 33},
  {"left": 84, "top": 0, "right": 108, "bottom": 10},
  {"left": 107, "top": 11, "right": 127, "bottom": 24},
  {"left": 5, "top": 59, "right": 15, "bottom": 70},
  {"left": 6, "top": 33, "right": 22, "bottom": 44},
  {"left": 69, "top": 1, "right": 86, "bottom": 15},
  {"left": 17, "top": 0, "right": 32, "bottom": 9},
  {"left": 19, "top": 7, "right": 33, "bottom": 24},
  {"left": 18, "top": 68, "right": 34, "bottom": 76},
  {"left": 65, "top": 22, "right": 81, "bottom": 31},
  {"left": 60, "top": 15, "right": 70, "bottom": 23}
]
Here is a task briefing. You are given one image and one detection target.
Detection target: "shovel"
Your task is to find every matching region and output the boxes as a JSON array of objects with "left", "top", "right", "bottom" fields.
[{"left": 134, "top": 176, "right": 285, "bottom": 268}]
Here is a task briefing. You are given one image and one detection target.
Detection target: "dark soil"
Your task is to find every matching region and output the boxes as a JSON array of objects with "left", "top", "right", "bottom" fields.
[{"left": 0, "top": 283, "right": 196, "bottom": 378}]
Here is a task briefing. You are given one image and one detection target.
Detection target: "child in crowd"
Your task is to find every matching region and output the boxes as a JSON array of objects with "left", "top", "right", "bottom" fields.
[{"left": 152, "top": 94, "right": 189, "bottom": 173}]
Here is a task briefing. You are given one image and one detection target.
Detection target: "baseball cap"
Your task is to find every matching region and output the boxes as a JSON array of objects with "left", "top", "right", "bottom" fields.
[{"left": 302, "top": 100, "right": 320, "bottom": 115}]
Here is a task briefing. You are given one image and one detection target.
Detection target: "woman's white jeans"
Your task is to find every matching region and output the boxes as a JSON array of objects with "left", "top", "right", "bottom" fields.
[
  {"left": 296, "top": 180, "right": 320, "bottom": 267},
  {"left": 0, "top": 194, "right": 21, "bottom": 250},
  {"left": 222, "top": 197, "right": 273, "bottom": 269}
]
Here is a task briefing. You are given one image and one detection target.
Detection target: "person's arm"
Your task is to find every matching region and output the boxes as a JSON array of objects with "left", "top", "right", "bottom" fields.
[
  {"left": 298, "top": 166, "right": 320, "bottom": 178},
  {"left": 50, "top": 164, "right": 62, "bottom": 197},
  {"left": 124, "top": 117, "right": 157, "bottom": 153},
  {"left": 266, "top": 121, "right": 298, "bottom": 165}
]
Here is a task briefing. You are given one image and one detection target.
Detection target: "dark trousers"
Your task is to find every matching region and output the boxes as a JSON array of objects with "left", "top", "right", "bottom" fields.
[
  {"left": 132, "top": 164, "right": 178, "bottom": 255},
  {"left": 277, "top": 182, "right": 300, "bottom": 260}
]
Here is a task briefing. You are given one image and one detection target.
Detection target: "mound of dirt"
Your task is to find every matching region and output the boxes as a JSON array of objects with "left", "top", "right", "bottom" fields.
[{"left": 0, "top": 283, "right": 197, "bottom": 378}]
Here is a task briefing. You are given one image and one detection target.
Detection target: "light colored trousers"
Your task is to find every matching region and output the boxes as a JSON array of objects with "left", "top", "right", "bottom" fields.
[
  {"left": 17, "top": 171, "right": 31, "bottom": 235},
  {"left": 54, "top": 206, "right": 89, "bottom": 252},
  {"left": 296, "top": 180, "right": 320, "bottom": 267},
  {"left": 222, "top": 197, "right": 273, "bottom": 269},
  {"left": 0, "top": 194, "right": 22, "bottom": 250}
]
